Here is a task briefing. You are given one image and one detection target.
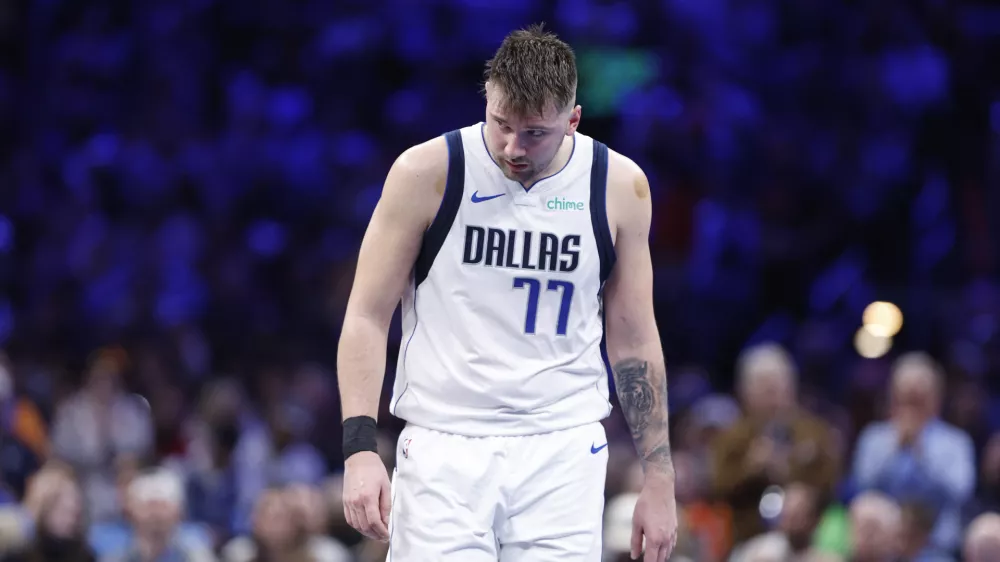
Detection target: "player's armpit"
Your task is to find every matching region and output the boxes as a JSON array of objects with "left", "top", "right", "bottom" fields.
[
  {"left": 337, "top": 137, "right": 449, "bottom": 420},
  {"left": 603, "top": 152, "right": 674, "bottom": 479}
]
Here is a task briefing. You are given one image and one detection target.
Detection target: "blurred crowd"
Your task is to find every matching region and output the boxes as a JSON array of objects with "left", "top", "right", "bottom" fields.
[
  {"left": 0, "top": 340, "right": 999, "bottom": 562},
  {"left": 600, "top": 344, "right": 1000, "bottom": 562},
  {"left": 1, "top": 0, "right": 1000, "bottom": 560}
]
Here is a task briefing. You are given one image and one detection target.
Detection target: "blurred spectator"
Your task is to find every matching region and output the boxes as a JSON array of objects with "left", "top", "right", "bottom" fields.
[
  {"left": 712, "top": 343, "right": 840, "bottom": 547},
  {"left": 668, "top": 450, "right": 732, "bottom": 562},
  {"left": 0, "top": 352, "right": 48, "bottom": 461},
  {"left": 261, "top": 404, "right": 326, "bottom": 488},
  {"left": 146, "top": 379, "right": 189, "bottom": 466},
  {"left": 284, "top": 483, "right": 350, "bottom": 561},
  {"left": 810, "top": 501, "right": 852, "bottom": 560},
  {"left": 50, "top": 349, "right": 154, "bottom": 523},
  {"left": 221, "top": 488, "right": 312, "bottom": 562},
  {"left": 88, "top": 457, "right": 211, "bottom": 559},
  {"left": 677, "top": 394, "right": 742, "bottom": 494},
  {"left": 321, "top": 474, "right": 363, "bottom": 550},
  {"left": 0, "top": 463, "right": 78, "bottom": 558},
  {"left": 0, "top": 353, "right": 46, "bottom": 502},
  {"left": 942, "top": 378, "right": 992, "bottom": 454},
  {"left": 219, "top": 483, "right": 350, "bottom": 561},
  {"left": 736, "top": 532, "right": 844, "bottom": 562},
  {"left": 86, "top": 454, "right": 142, "bottom": 555},
  {"left": 0, "top": 469, "right": 94, "bottom": 562},
  {"left": 898, "top": 502, "right": 954, "bottom": 562},
  {"left": 964, "top": 432, "right": 1000, "bottom": 522},
  {"left": 350, "top": 533, "right": 390, "bottom": 562},
  {"left": 669, "top": 394, "right": 741, "bottom": 561},
  {"left": 963, "top": 512, "right": 1000, "bottom": 562},
  {"left": 287, "top": 365, "right": 343, "bottom": 470},
  {"left": 729, "top": 482, "right": 829, "bottom": 562},
  {"left": 104, "top": 468, "right": 214, "bottom": 562},
  {"left": 184, "top": 380, "right": 268, "bottom": 541},
  {"left": 851, "top": 352, "right": 975, "bottom": 554},
  {"left": 848, "top": 491, "right": 902, "bottom": 562},
  {"left": 732, "top": 534, "right": 788, "bottom": 562}
]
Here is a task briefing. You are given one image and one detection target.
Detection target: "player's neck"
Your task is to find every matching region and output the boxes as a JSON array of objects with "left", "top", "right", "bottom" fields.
[{"left": 523, "top": 134, "right": 574, "bottom": 190}]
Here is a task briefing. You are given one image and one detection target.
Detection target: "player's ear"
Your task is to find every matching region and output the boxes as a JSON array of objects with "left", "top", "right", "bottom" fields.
[{"left": 566, "top": 105, "right": 582, "bottom": 135}]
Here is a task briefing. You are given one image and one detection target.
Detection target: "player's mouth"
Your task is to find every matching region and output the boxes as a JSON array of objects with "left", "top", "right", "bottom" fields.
[{"left": 506, "top": 160, "right": 528, "bottom": 172}]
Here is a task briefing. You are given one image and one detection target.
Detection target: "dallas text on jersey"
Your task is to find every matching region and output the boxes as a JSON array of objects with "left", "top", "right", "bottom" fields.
[{"left": 462, "top": 226, "right": 581, "bottom": 272}]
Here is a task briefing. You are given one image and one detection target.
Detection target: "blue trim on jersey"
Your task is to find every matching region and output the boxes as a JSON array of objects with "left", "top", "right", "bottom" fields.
[
  {"left": 392, "top": 284, "right": 416, "bottom": 416},
  {"left": 479, "top": 123, "right": 577, "bottom": 193},
  {"left": 414, "top": 130, "right": 466, "bottom": 287},
  {"left": 599, "top": 291, "right": 615, "bottom": 416},
  {"left": 589, "top": 140, "right": 616, "bottom": 283},
  {"left": 591, "top": 141, "right": 617, "bottom": 414}
]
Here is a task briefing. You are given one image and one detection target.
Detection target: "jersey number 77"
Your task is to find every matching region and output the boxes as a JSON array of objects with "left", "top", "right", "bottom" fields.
[{"left": 512, "top": 277, "right": 574, "bottom": 336}]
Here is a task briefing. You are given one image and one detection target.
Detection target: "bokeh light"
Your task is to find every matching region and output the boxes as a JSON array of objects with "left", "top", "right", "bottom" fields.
[
  {"left": 759, "top": 485, "right": 785, "bottom": 519},
  {"left": 855, "top": 326, "right": 893, "bottom": 359},
  {"left": 862, "top": 301, "right": 904, "bottom": 337}
]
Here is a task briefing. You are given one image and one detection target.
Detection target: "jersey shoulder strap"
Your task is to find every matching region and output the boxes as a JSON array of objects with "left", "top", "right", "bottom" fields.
[{"left": 588, "top": 140, "right": 616, "bottom": 283}]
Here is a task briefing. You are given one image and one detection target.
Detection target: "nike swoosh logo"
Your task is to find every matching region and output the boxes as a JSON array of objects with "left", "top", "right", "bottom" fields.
[
  {"left": 591, "top": 443, "right": 608, "bottom": 454},
  {"left": 471, "top": 191, "right": 506, "bottom": 203}
]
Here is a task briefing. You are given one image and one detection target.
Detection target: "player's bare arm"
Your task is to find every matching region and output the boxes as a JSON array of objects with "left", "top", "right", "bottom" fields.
[
  {"left": 604, "top": 152, "right": 673, "bottom": 479},
  {"left": 336, "top": 135, "right": 448, "bottom": 542},
  {"left": 338, "top": 136, "right": 448, "bottom": 420},
  {"left": 604, "top": 151, "right": 678, "bottom": 562}
]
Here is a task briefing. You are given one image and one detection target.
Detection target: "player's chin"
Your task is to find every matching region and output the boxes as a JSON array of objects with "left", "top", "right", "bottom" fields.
[{"left": 504, "top": 167, "right": 532, "bottom": 181}]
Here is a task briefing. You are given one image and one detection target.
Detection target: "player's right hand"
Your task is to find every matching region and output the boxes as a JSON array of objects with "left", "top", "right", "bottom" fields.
[{"left": 343, "top": 451, "right": 392, "bottom": 542}]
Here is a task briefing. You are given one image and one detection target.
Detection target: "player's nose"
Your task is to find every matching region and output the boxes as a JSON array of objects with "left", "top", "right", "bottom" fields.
[{"left": 503, "top": 135, "right": 526, "bottom": 159}]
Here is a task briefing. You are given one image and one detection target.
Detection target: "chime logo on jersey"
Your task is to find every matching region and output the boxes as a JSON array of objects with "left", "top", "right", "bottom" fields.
[
  {"left": 462, "top": 225, "right": 580, "bottom": 272},
  {"left": 545, "top": 197, "right": 586, "bottom": 211}
]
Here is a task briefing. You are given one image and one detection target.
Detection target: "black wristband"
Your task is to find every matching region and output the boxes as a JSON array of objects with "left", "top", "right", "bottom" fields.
[{"left": 343, "top": 415, "right": 378, "bottom": 461}]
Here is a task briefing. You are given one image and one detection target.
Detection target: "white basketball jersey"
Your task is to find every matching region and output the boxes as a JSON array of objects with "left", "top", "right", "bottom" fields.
[{"left": 390, "top": 123, "right": 617, "bottom": 436}]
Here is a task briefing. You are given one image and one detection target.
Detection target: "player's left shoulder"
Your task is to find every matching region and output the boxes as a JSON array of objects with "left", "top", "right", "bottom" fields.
[{"left": 603, "top": 147, "right": 652, "bottom": 234}]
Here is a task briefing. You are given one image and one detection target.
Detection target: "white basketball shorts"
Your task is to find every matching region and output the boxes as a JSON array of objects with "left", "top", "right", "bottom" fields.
[{"left": 385, "top": 421, "right": 609, "bottom": 562}]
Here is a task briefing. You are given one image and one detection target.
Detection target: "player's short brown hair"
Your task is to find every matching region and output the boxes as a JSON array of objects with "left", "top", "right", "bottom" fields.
[{"left": 483, "top": 23, "right": 578, "bottom": 118}]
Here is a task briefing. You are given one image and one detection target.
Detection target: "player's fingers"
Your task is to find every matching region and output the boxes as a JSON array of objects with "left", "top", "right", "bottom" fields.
[
  {"left": 347, "top": 494, "right": 376, "bottom": 539},
  {"left": 345, "top": 502, "right": 360, "bottom": 533},
  {"left": 343, "top": 503, "right": 354, "bottom": 529},
  {"left": 380, "top": 478, "right": 393, "bottom": 528},
  {"left": 630, "top": 523, "right": 643, "bottom": 560},
  {"left": 642, "top": 542, "right": 660, "bottom": 562},
  {"left": 661, "top": 532, "right": 676, "bottom": 562},
  {"left": 365, "top": 492, "right": 390, "bottom": 541}
]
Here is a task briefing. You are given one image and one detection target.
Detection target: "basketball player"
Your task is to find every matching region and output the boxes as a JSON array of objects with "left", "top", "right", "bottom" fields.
[{"left": 337, "top": 24, "right": 678, "bottom": 562}]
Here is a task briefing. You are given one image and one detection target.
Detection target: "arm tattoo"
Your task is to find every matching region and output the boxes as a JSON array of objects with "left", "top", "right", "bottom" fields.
[
  {"left": 613, "top": 358, "right": 673, "bottom": 474},
  {"left": 615, "top": 359, "right": 655, "bottom": 438}
]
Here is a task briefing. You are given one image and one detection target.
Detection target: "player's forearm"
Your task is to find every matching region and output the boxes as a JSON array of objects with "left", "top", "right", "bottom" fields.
[
  {"left": 337, "top": 313, "right": 389, "bottom": 420},
  {"left": 611, "top": 346, "right": 674, "bottom": 479}
]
